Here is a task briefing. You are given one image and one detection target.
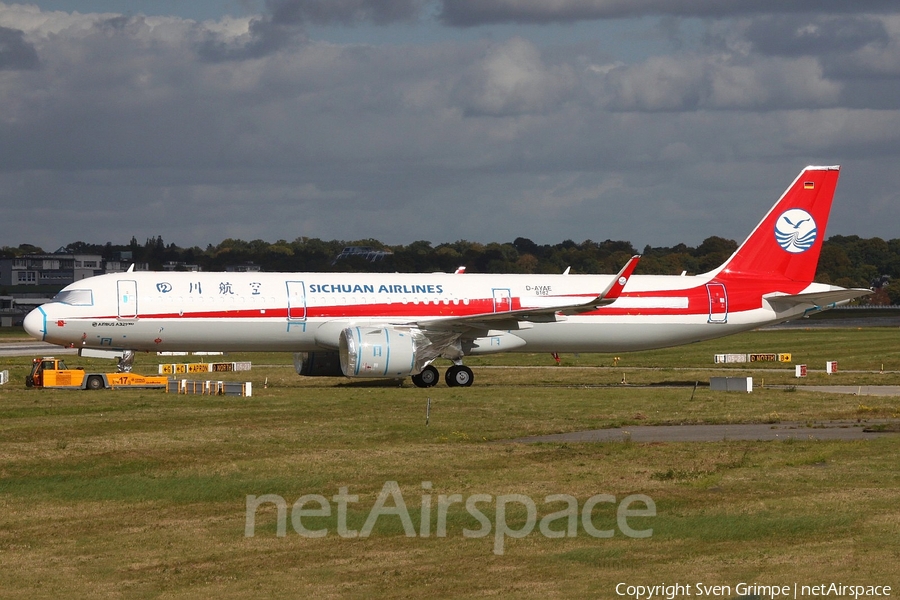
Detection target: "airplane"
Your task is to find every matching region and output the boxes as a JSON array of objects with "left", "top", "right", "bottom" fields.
[{"left": 24, "top": 165, "right": 870, "bottom": 388}]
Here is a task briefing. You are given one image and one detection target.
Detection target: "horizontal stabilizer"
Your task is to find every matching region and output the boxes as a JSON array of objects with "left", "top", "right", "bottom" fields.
[{"left": 764, "top": 287, "right": 872, "bottom": 310}]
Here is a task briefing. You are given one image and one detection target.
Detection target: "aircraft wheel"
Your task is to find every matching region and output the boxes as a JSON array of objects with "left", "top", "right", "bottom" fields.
[
  {"left": 445, "top": 365, "right": 474, "bottom": 387},
  {"left": 412, "top": 365, "right": 439, "bottom": 388},
  {"left": 86, "top": 375, "right": 104, "bottom": 390}
]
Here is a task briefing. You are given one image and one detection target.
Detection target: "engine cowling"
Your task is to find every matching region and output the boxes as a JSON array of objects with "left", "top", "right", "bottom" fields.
[
  {"left": 339, "top": 326, "right": 419, "bottom": 378},
  {"left": 293, "top": 352, "right": 344, "bottom": 377}
]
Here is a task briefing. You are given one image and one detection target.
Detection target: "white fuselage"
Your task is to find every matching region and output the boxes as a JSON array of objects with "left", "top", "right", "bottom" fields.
[{"left": 24, "top": 270, "right": 814, "bottom": 355}]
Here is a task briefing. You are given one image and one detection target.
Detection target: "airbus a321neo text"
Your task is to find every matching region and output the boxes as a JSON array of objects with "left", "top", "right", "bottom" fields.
[{"left": 24, "top": 166, "right": 870, "bottom": 388}]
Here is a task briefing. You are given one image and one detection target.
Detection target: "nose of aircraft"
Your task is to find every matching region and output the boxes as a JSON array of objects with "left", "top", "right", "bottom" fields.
[{"left": 23, "top": 308, "right": 45, "bottom": 341}]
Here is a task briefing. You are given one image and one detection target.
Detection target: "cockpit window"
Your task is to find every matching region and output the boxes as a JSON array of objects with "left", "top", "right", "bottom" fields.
[{"left": 53, "top": 289, "right": 94, "bottom": 306}]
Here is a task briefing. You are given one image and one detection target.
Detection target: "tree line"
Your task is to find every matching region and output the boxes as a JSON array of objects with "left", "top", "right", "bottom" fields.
[{"left": 2, "top": 233, "right": 898, "bottom": 304}]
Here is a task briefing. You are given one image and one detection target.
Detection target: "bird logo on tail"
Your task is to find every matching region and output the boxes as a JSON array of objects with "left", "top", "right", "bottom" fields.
[{"left": 775, "top": 208, "right": 817, "bottom": 253}]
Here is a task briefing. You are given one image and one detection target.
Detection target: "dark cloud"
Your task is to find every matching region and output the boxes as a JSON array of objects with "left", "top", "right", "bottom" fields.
[
  {"left": 439, "top": 0, "right": 900, "bottom": 27},
  {"left": 196, "top": 0, "right": 424, "bottom": 62},
  {"left": 196, "top": 16, "right": 306, "bottom": 61},
  {"left": 743, "top": 15, "right": 888, "bottom": 57},
  {"left": 703, "top": 14, "right": 900, "bottom": 109},
  {"left": 0, "top": 26, "right": 39, "bottom": 70},
  {"left": 267, "top": 0, "right": 425, "bottom": 26}
]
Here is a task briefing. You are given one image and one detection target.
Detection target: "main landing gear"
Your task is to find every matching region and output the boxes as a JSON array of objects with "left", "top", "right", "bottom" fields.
[{"left": 411, "top": 364, "right": 474, "bottom": 388}]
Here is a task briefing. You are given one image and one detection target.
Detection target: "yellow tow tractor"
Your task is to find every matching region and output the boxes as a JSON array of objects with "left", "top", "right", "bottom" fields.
[{"left": 25, "top": 357, "right": 169, "bottom": 390}]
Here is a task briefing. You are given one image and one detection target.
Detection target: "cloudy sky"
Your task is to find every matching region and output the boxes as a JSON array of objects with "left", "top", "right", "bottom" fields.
[{"left": 1, "top": 1, "right": 899, "bottom": 254}]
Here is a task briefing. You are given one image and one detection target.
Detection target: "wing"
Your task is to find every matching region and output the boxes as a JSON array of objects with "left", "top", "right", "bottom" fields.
[{"left": 416, "top": 255, "right": 641, "bottom": 331}]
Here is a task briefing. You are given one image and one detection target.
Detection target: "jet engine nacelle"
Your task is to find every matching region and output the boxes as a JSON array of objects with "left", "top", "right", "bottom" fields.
[
  {"left": 339, "top": 326, "right": 419, "bottom": 378},
  {"left": 293, "top": 352, "right": 344, "bottom": 377}
]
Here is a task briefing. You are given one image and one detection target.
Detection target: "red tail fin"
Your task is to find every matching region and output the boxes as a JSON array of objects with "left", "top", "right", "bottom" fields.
[{"left": 717, "top": 165, "right": 840, "bottom": 284}]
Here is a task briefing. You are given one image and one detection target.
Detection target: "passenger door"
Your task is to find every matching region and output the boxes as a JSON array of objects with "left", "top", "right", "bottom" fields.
[
  {"left": 706, "top": 283, "right": 727, "bottom": 323},
  {"left": 117, "top": 280, "right": 138, "bottom": 319}
]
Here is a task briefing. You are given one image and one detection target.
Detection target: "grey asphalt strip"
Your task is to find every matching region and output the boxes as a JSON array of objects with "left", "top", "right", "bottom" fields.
[
  {"left": 512, "top": 421, "right": 900, "bottom": 443},
  {"left": 790, "top": 385, "right": 900, "bottom": 397},
  {"left": 0, "top": 341, "right": 76, "bottom": 357}
]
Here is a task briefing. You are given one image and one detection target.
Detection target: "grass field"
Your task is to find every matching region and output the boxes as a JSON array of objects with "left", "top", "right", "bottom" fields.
[{"left": 1, "top": 327, "right": 898, "bottom": 598}]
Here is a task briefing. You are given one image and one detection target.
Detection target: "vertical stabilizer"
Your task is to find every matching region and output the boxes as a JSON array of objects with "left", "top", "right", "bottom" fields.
[{"left": 716, "top": 165, "right": 840, "bottom": 284}]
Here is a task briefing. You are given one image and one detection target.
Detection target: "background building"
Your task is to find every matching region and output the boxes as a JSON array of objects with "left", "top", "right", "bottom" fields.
[{"left": 0, "top": 253, "right": 104, "bottom": 287}]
